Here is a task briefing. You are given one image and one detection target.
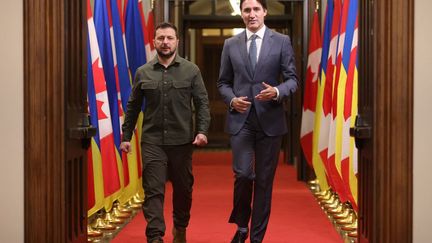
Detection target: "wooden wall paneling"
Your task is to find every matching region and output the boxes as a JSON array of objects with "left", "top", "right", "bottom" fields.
[
  {"left": 25, "top": 0, "right": 88, "bottom": 242},
  {"left": 374, "top": 0, "right": 413, "bottom": 242},
  {"left": 358, "top": 0, "right": 413, "bottom": 242},
  {"left": 24, "top": 0, "right": 66, "bottom": 242}
]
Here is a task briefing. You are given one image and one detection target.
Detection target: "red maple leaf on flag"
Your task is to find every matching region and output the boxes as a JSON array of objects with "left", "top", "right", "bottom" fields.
[
  {"left": 303, "top": 66, "right": 319, "bottom": 111},
  {"left": 96, "top": 99, "right": 109, "bottom": 120},
  {"left": 92, "top": 58, "right": 107, "bottom": 94}
]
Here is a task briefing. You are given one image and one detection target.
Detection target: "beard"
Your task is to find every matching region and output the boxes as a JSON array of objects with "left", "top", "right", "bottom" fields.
[{"left": 156, "top": 47, "right": 176, "bottom": 59}]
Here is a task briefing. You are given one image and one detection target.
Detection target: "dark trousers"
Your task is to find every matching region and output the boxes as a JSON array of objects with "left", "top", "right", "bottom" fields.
[
  {"left": 141, "top": 142, "right": 194, "bottom": 242},
  {"left": 229, "top": 108, "right": 282, "bottom": 243}
]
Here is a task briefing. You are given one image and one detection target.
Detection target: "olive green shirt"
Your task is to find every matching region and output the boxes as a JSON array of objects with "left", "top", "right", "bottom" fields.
[{"left": 121, "top": 55, "right": 210, "bottom": 145}]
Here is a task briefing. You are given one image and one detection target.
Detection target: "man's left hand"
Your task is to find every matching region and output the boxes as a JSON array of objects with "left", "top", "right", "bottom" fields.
[
  {"left": 255, "top": 82, "right": 277, "bottom": 101},
  {"left": 193, "top": 133, "right": 208, "bottom": 146}
]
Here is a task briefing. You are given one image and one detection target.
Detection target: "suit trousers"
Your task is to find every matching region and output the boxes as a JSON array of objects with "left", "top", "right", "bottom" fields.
[
  {"left": 229, "top": 107, "right": 282, "bottom": 243},
  {"left": 141, "top": 142, "right": 194, "bottom": 242}
]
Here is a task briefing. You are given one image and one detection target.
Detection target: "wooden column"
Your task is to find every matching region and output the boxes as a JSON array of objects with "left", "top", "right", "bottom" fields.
[
  {"left": 358, "top": 0, "right": 413, "bottom": 242},
  {"left": 24, "top": 0, "right": 88, "bottom": 242}
]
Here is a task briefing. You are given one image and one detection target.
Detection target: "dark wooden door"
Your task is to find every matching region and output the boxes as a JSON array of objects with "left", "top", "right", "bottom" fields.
[
  {"left": 192, "top": 32, "right": 231, "bottom": 148},
  {"left": 201, "top": 41, "right": 230, "bottom": 147},
  {"left": 64, "top": 0, "right": 91, "bottom": 242},
  {"left": 25, "top": 1, "right": 91, "bottom": 242},
  {"left": 357, "top": 0, "right": 374, "bottom": 240}
]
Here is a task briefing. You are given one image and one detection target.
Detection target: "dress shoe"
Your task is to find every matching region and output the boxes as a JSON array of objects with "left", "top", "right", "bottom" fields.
[
  {"left": 172, "top": 227, "right": 186, "bottom": 243},
  {"left": 231, "top": 230, "right": 248, "bottom": 243}
]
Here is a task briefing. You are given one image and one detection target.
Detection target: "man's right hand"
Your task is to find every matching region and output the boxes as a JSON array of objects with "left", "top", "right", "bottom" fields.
[
  {"left": 231, "top": 96, "right": 252, "bottom": 113},
  {"left": 120, "top": 141, "right": 132, "bottom": 153}
]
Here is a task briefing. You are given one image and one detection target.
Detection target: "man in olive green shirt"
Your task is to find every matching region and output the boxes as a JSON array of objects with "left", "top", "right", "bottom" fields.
[{"left": 120, "top": 22, "right": 210, "bottom": 243}]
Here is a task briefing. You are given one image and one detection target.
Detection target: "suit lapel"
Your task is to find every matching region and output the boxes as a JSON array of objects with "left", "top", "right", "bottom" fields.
[
  {"left": 254, "top": 29, "right": 273, "bottom": 79},
  {"left": 236, "top": 32, "right": 254, "bottom": 79}
]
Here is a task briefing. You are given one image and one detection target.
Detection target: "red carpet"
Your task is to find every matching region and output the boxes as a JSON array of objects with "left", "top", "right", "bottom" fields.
[{"left": 112, "top": 151, "right": 342, "bottom": 243}]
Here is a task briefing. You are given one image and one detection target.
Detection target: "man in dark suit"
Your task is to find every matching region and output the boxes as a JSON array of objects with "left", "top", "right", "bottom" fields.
[{"left": 217, "top": 0, "right": 298, "bottom": 242}]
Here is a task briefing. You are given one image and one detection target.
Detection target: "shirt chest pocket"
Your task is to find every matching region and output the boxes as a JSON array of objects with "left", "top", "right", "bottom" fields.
[
  {"left": 140, "top": 80, "right": 159, "bottom": 98},
  {"left": 172, "top": 81, "right": 192, "bottom": 99}
]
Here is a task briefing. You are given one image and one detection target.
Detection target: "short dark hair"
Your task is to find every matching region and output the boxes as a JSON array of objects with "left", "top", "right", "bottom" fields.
[
  {"left": 154, "top": 22, "right": 178, "bottom": 38},
  {"left": 240, "top": 0, "right": 267, "bottom": 10}
]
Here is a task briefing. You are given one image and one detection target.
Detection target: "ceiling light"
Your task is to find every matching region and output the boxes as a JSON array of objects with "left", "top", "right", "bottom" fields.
[{"left": 229, "top": 0, "right": 241, "bottom": 16}]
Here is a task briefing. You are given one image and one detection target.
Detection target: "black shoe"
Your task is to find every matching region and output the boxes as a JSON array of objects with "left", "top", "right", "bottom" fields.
[
  {"left": 230, "top": 230, "right": 248, "bottom": 243},
  {"left": 172, "top": 227, "right": 186, "bottom": 243}
]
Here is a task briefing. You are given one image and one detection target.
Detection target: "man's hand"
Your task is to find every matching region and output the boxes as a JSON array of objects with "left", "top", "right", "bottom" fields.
[
  {"left": 232, "top": 96, "right": 252, "bottom": 113},
  {"left": 120, "top": 141, "right": 132, "bottom": 153},
  {"left": 255, "top": 82, "right": 277, "bottom": 101},
  {"left": 192, "top": 133, "right": 208, "bottom": 146}
]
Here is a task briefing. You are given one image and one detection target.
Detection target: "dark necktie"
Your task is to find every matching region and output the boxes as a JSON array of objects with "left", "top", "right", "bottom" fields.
[{"left": 249, "top": 34, "right": 257, "bottom": 72}]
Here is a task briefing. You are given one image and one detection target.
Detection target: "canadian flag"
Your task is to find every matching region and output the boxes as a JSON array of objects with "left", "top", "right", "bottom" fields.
[
  {"left": 300, "top": 10, "right": 321, "bottom": 167},
  {"left": 139, "top": 0, "right": 156, "bottom": 61},
  {"left": 87, "top": 0, "right": 122, "bottom": 198}
]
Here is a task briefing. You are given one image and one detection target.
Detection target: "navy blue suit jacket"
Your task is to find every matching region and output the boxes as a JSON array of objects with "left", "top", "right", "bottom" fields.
[{"left": 217, "top": 28, "right": 299, "bottom": 136}]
